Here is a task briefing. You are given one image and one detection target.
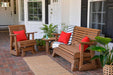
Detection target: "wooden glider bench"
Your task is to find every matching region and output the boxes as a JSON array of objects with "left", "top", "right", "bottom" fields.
[{"left": 52, "top": 26, "right": 100, "bottom": 71}]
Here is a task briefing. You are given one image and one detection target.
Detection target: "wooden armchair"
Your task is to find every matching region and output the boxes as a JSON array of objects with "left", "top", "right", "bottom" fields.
[
  {"left": 52, "top": 26, "right": 100, "bottom": 71},
  {"left": 8, "top": 25, "right": 37, "bottom": 56}
]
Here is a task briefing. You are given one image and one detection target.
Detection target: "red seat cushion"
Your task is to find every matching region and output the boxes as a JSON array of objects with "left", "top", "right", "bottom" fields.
[
  {"left": 79, "top": 36, "right": 90, "bottom": 51},
  {"left": 13, "top": 30, "right": 27, "bottom": 42},
  {"left": 58, "top": 31, "right": 71, "bottom": 44}
]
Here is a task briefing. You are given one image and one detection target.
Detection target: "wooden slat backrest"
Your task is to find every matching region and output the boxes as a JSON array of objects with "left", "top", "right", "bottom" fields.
[
  {"left": 71, "top": 26, "right": 100, "bottom": 45},
  {"left": 8, "top": 25, "right": 26, "bottom": 34}
]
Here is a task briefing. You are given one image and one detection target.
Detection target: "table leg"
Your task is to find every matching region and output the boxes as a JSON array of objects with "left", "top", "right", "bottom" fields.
[{"left": 46, "top": 41, "right": 50, "bottom": 54}]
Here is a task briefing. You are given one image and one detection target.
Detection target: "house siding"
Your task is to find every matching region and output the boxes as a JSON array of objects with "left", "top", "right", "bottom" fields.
[
  {"left": 21, "top": 0, "right": 113, "bottom": 49},
  {"left": 61, "top": 0, "right": 70, "bottom": 25},
  {"left": 69, "top": 0, "right": 81, "bottom": 26},
  {"left": 24, "top": 0, "right": 45, "bottom": 39},
  {"left": 49, "top": 0, "right": 81, "bottom": 26},
  {"left": 22, "top": 0, "right": 82, "bottom": 39}
]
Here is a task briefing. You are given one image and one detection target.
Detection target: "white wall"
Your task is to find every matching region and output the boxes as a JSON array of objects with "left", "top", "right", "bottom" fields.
[
  {"left": 0, "top": 0, "right": 18, "bottom": 25},
  {"left": 24, "top": 0, "right": 45, "bottom": 39},
  {"left": 49, "top": 0, "right": 81, "bottom": 26},
  {"left": 14, "top": 0, "right": 19, "bottom": 25},
  {"left": 69, "top": 0, "right": 81, "bottom": 26},
  {"left": 49, "top": 1, "right": 61, "bottom": 25},
  {"left": 61, "top": 0, "right": 70, "bottom": 25},
  {"left": 18, "top": 0, "right": 25, "bottom": 25}
]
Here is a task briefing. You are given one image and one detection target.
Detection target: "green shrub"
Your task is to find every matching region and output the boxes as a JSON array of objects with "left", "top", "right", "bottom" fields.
[{"left": 36, "top": 39, "right": 46, "bottom": 46}]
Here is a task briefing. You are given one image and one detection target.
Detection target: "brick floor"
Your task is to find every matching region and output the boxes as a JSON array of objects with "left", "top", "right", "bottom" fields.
[{"left": 0, "top": 32, "right": 103, "bottom": 75}]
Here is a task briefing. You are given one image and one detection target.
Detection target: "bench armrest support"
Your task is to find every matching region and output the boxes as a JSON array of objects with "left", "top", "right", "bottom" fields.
[
  {"left": 26, "top": 32, "right": 37, "bottom": 40},
  {"left": 51, "top": 33, "right": 60, "bottom": 41}
]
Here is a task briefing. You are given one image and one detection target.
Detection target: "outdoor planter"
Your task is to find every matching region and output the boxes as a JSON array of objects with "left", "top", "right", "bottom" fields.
[
  {"left": 38, "top": 45, "right": 45, "bottom": 51},
  {"left": 87, "top": 36, "right": 113, "bottom": 75},
  {"left": 103, "top": 64, "right": 113, "bottom": 75},
  {"left": 36, "top": 39, "right": 46, "bottom": 51}
]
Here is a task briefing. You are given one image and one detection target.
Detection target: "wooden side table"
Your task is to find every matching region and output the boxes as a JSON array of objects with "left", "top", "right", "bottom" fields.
[{"left": 42, "top": 37, "right": 55, "bottom": 54}]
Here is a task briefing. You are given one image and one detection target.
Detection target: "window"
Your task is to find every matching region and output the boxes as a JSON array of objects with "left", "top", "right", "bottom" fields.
[
  {"left": 28, "top": 2, "right": 42, "bottom": 21},
  {"left": 0, "top": 0, "right": 11, "bottom": 7},
  {"left": 89, "top": 1, "right": 105, "bottom": 34}
]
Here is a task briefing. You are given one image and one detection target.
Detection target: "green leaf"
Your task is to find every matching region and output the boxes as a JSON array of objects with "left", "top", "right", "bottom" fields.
[
  {"left": 36, "top": 39, "right": 46, "bottom": 46},
  {"left": 87, "top": 46, "right": 106, "bottom": 52},
  {"left": 111, "top": 55, "right": 113, "bottom": 63},
  {"left": 107, "top": 54, "right": 111, "bottom": 65},
  {"left": 91, "top": 55, "right": 100, "bottom": 60},
  {"left": 103, "top": 55, "right": 107, "bottom": 66},
  {"left": 111, "top": 47, "right": 113, "bottom": 53},
  {"left": 40, "top": 24, "right": 57, "bottom": 38},
  {"left": 104, "top": 50, "right": 109, "bottom": 56},
  {"left": 95, "top": 36, "right": 112, "bottom": 45},
  {"left": 87, "top": 36, "right": 112, "bottom": 66},
  {"left": 100, "top": 55, "right": 104, "bottom": 67}
]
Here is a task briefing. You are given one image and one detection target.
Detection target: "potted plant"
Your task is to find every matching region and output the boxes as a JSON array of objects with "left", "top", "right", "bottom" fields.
[
  {"left": 41, "top": 24, "right": 57, "bottom": 38},
  {"left": 87, "top": 36, "right": 113, "bottom": 75},
  {"left": 36, "top": 39, "right": 46, "bottom": 51}
]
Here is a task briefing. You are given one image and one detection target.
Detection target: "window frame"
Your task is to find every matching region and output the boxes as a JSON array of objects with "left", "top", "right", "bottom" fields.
[
  {"left": 27, "top": 1, "right": 42, "bottom": 21},
  {"left": 88, "top": 0, "right": 106, "bottom": 36}
]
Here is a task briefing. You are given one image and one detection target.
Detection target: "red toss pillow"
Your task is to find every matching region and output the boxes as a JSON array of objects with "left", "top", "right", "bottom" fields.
[
  {"left": 13, "top": 30, "right": 27, "bottom": 42},
  {"left": 79, "top": 36, "right": 90, "bottom": 51},
  {"left": 58, "top": 31, "right": 71, "bottom": 44}
]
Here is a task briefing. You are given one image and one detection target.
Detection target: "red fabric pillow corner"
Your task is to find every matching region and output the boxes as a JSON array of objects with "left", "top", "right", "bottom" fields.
[
  {"left": 58, "top": 31, "right": 71, "bottom": 44},
  {"left": 79, "top": 36, "right": 90, "bottom": 51},
  {"left": 13, "top": 30, "right": 27, "bottom": 42}
]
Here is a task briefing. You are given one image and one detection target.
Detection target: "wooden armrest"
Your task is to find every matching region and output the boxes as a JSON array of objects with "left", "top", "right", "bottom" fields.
[
  {"left": 79, "top": 41, "right": 96, "bottom": 45},
  {"left": 10, "top": 34, "right": 18, "bottom": 36},
  {"left": 26, "top": 32, "right": 37, "bottom": 34},
  {"left": 51, "top": 33, "right": 60, "bottom": 36},
  {"left": 42, "top": 37, "right": 56, "bottom": 41},
  {"left": 51, "top": 33, "right": 60, "bottom": 41},
  {"left": 26, "top": 32, "right": 37, "bottom": 40}
]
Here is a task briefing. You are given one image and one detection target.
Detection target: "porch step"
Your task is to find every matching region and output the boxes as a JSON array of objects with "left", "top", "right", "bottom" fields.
[{"left": 0, "top": 25, "right": 8, "bottom": 32}]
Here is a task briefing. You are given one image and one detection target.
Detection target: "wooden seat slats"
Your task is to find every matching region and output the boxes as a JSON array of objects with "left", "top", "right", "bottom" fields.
[{"left": 59, "top": 45, "right": 79, "bottom": 55}]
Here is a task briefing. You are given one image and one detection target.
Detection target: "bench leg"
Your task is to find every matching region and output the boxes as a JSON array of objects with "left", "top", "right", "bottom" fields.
[
  {"left": 32, "top": 49, "right": 35, "bottom": 54},
  {"left": 21, "top": 50, "right": 25, "bottom": 57},
  {"left": 71, "top": 60, "right": 79, "bottom": 71},
  {"left": 52, "top": 51, "right": 56, "bottom": 57},
  {"left": 33, "top": 46, "right": 36, "bottom": 53}
]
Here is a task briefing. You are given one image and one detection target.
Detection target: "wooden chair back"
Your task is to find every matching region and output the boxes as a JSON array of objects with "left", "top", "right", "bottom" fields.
[
  {"left": 8, "top": 25, "right": 36, "bottom": 56},
  {"left": 71, "top": 26, "right": 100, "bottom": 45},
  {"left": 8, "top": 25, "right": 26, "bottom": 50},
  {"left": 8, "top": 25, "right": 26, "bottom": 34}
]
